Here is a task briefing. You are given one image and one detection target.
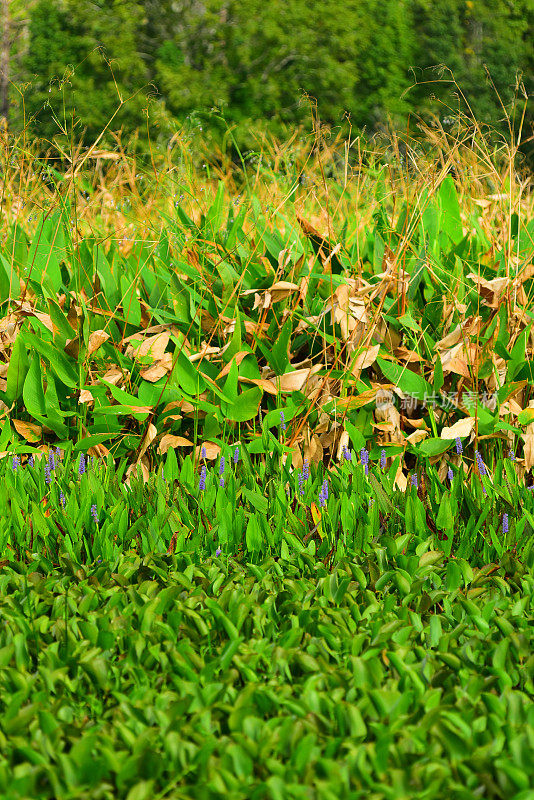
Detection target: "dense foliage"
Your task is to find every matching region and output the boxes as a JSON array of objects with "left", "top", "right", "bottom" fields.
[
  {"left": 0, "top": 549, "right": 532, "bottom": 799},
  {"left": 4, "top": 0, "right": 533, "bottom": 152}
]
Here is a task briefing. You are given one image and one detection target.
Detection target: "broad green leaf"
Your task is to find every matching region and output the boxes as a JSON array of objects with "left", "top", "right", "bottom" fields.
[
  {"left": 377, "top": 356, "right": 433, "bottom": 401},
  {"left": 6, "top": 335, "right": 30, "bottom": 405}
]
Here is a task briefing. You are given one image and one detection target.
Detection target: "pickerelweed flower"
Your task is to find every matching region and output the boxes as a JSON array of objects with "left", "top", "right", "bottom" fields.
[
  {"left": 219, "top": 476, "right": 225, "bottom": 488},
  {"left": 233, "top": 446, "right": 239, "bottom": 464},
  {"left": 502, "top": 513, "right": 509, "bottom": 534},
  {"left": 322, "top": 479, "right": 329, "bottom": 502},
  {"left": 199, "top": 465, "right": 206, "bottom": 491},
  {"left": 298, "top": 471, "right": 305, "bottom": 495},
  {"left": 509, "top": 449, "right": 516, "bottom": 461},
  {"left": 28, "top": 455, "right": 34, "bottom": 468},
  {"left": 55, "top": 446, "right": 61, "bottom": 464},
  {"left": 78, "top": 453, "right": 86, "bottom": 476},
  {"left": 219, "top": 456, "right": 225, "bottom": 476},
  {"left": 360, "top": 448, "right": 369, "bottom": 476},
  {"left": 447, "top": 467, "right": 453, "bottom": 481},
  {"left": 215, "top": 547, "right": 221, "bottom": 556},
  {"left": 455, "top": 437, "right": 463, "bottom": 455},
  {"left": 411, "top": 473, "right": 418, "bottom": 488},
  {"left": 59, "top": 490, "right": 66, "bottom": 508},
  {"left": 201, "top": 445, "right": 206, "bottom": 459},
  {"left": 12, "top": 455, "right": 19, "bottom": 471},
  {"left": 48, "top": 450, "right": 55, "bottom": 471},
  {"left": 342, "top": 446, "right": 351, "bottom": 462},
  {"left": 318, "top": 488, "right": 326, "bottom": 507},
  {"left": 475, "top": 450, "right": 487, "bottom": 476},
  {"left": 280, "top": 410, "right": 286, "bottom": 430},
  {"left": 91, "top": 504, "right": 98, "bottom": 524},
  {"left": 44, "top": 464, "right": 51, "bottom": 485},
  {"left": 302, "top": 458, "right": 310, "bottom": 482},
  {"left": 380, "top": 449, "right": 386, "bottom": 470}
]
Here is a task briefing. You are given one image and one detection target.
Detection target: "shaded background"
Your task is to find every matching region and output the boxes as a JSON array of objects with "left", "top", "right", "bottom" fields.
[{"left": 1, "top": 0, "right": 533, "bottom": 161}]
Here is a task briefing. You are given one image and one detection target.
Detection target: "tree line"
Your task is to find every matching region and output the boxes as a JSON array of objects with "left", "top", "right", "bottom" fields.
[{"left": 2, "top": 0, "right": 533, "bottom": 158}]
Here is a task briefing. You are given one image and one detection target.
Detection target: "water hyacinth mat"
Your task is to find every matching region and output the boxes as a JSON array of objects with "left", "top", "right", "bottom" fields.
[{"left": 0, "top": 546, "right": 532, "bottom": 800}]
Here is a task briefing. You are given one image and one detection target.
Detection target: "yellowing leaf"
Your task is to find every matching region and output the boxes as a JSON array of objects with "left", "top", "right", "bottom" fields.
[
  {"left": 441, "top": 416, "right": 476, "bottom": 439},
  {"left": 12, "top": 419, "right": 42, "bottom": 442},
  {"left": 158, "top": 434, "right": 194, "bottom": 455}
]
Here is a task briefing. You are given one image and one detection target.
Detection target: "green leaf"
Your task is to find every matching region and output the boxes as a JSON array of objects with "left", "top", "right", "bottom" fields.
[
  {"left": 438, "top": 176, "right": 463, "bottom": 245},
  {"left": 23, "top": 356, "right": 46, "bottom": 418},
  {"left": 416, "top": 438, "right": 453, "bottom": 457},
  {"left": 436, "top": 494, "right": 453, "bottom": 531},
  {"left": 377, "top": 356, "right": 432, "bottom": 401},
  {"left": 6, "top": 335, "right": 30, "bottom": 405},
  {"left": 245, "top": 515, "right": 263, "bottom": 552},
  {"left": 433, "top": 356, "right": 444, "bottom": 393},
  {"left": 225, "top": 387, "right": 263, "bottom": 422},
  {"left": 22, "top": 331, "right": 78, "bottom": 388}
]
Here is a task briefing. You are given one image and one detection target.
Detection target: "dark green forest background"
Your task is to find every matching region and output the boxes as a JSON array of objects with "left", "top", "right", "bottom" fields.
[{"left": 2, "top": 0, "right": 533, "bottom": 159}]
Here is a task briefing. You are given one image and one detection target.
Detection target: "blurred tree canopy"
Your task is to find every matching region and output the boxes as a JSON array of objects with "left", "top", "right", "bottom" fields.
[{"left": 4, "top": 0, "right": 533, "bottom": 158}]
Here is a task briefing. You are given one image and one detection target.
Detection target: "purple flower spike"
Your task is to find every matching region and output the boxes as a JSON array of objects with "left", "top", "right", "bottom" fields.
[
  {"left": 342, "top": 446, "right": 351, "bottom": 462},
  {"left": 215, "top": 547, "right": 221, "bottom": 557},
  {"left": 78, "top": 453, "right": 86, "bottom": 476},
  {"left": 298, "top": 471, "right": 305, "bottom": 495},
  {"left": 199, "top": 465, "right": 206, "bottom": 491},
  {"left": 233, "top": 446, "right": 239, "bottom": 464},
  {"left": 28, "top": 455, "right": 34, "bottom": 468},
  {"left": 280, "top": 410, "right": 286, "bottom": 431},
  {"left": 447, "top": 467, "right": 453, "bottom": 481},
  {"left": 322, "top": 479, "right": 328, "bottom": 501},
  {"left": 201, "top": 445, "right": 207, "bottom": 459},
  {"left": 380, "top": 449, "right": 386, "bottom": 470},
  {"left": 509, "top": 449, "right": 515, "bottom": 461},
  {"left": 44, "top": 464, "right": 51, "bottom": 485},
  {"left": 219, "top": 456, "right": 225, "bottom": 476},
  {"left": 91, "top": 504, "right": 98, "bottom": 524},
  {"left": 219, "top": 476, "right": 225, "bottom": 488},
  {"left": 411, "top": 473, "right": 418, "bottom": 488},
  {"left": 318, "top": 490, "right": 326, "bottom": 508},
  {"left": 12, "top": 455, "right": 19, "bottom": 471},
  {"left": 48, "top": 450, "right": 55, "bottom": 471},
  {"left": 502, "top": 513, "right": 509, "bottom": 534},
  {"left": 455, "top": 437, "right": 463, "bottom": 455},
  {"left": 302, "top": 459, "right": 310, "bottom": 482},
  {"left": 59, "top": 490, "right": 66, "bottom": 508},
  {"left": 475, "top": 450, "right": 487, "bottom": 476}
]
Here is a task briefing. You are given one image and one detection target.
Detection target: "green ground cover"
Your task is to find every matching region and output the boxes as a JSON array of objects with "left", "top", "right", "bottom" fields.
[{"left": 0, "top": 549, "right": 532, "bottom": 800}]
